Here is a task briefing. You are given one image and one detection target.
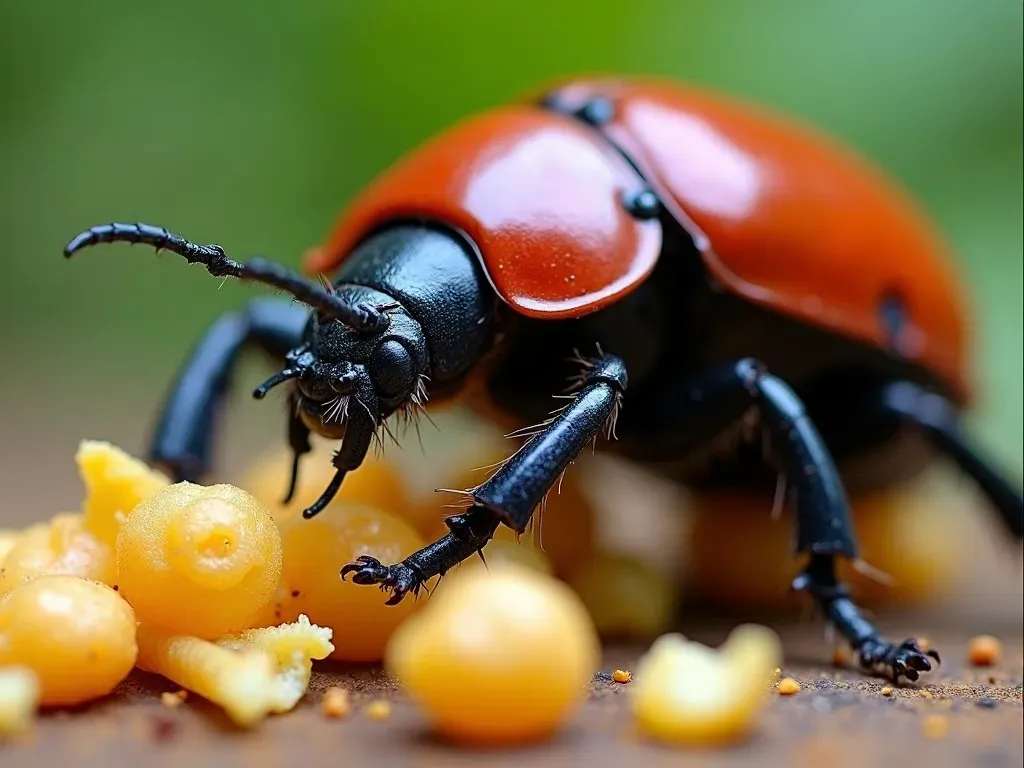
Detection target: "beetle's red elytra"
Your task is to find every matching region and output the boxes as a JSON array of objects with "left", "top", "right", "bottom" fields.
[{"left": 312, "top": 77, "right": 969, "bottom": 403}]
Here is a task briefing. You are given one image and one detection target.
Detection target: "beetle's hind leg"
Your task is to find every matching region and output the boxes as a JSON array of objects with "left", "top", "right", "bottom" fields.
[
  {"left": 149, "top": 297, "right": 309, "bottom": 484},
  {"left": 874, "top": 380, "right": 1023, "bottom": 539},
  {"left": 661, "top": 359, "right": 937, "bottom": 683},
  {"left": 339, "top": 352, "right": 628, "bottom": 604}
]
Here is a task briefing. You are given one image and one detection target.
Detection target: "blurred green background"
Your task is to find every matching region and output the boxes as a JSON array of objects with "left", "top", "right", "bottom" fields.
[{"left": 0, "top": 0, "right": 1021, "bottom": 523}]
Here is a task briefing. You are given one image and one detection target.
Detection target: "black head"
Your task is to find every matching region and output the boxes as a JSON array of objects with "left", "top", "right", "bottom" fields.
[{"left": 256, "top": 285, "right": 430, "bottom": 441}]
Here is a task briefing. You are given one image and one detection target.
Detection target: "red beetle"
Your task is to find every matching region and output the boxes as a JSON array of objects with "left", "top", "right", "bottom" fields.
[{"left": 65, "top": 77, "right": 1022, "bottom": 682}]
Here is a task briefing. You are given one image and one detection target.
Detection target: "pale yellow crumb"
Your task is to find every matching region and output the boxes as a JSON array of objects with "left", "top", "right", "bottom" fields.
[
  {"left": 776, "top": 677, "right": 800, "bottom": 695},
  {"left": 612, "top": 669, "right": 631, "bottom": 684},
  {"left": 0, "top": 667, "right": 40, "bottom": 737},
  {"left": 160, "top": 691, "right": 186, "bottom": 709},
  {"left": 922, "top": 714, "right": 949, "bottom": 739},
  {"left": 880, "top": 686, "right": 893, "bottom": 696},
  {"left": 321, "top": 687, "right": 350, "bottom": 719},
  {"left": 364, "top": 700, "right": 391, "bottom": 721}
]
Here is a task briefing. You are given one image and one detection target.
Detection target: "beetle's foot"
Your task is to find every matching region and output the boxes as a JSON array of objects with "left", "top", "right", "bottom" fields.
[
  {"left": 857, "top": 637, "right": 941, "bottom": 684},
  {"left": 340, "top": 555, "right": 423, "bottom": 605}
]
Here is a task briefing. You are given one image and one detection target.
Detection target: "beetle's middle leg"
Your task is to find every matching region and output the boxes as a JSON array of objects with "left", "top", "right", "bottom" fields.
[
  {"left": 660, "top": 358, "right": 938, "bottom": 683},
  {"left": 340, "top": 352, "right": 628, "bottom": 604}
]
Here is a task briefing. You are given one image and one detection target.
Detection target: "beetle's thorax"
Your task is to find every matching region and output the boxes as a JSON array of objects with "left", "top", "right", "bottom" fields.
[{"left": 329, "top": 223, "right": 497, "bottom": 391}]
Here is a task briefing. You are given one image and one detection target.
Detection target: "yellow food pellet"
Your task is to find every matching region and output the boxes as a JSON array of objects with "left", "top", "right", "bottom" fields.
[
  {"left": 137, "top": 624, "right": 277, "bottom": 727},
  {"left": 967, "top": 635, "right": 1002, "bottom": 667},
  {"left": 364, "top": 699, "right": 391, "bottom": 721},
  {"left": 0, "top": 667, "right": 39, "bottom": 736},
  {"left": 77, "top": 440, "right": 170, "bottom": 546},
  {"left": 917, "top": 637, "right": 932, "bottom": 651},
  {"left": 160, "top": 691, "right": 185, "bottom": 709},
  {"left": 275, "top": 506, "right": 429, "bottom": 662},
  {"left": 569, "top": 552, "right": 676, "bottom": 640},
  {"left": 922, "top": 714, "right": 949, "bottom": 739},
  {"left": 920, "top": 690, "right": 934, "bottom": 699},
  {"left": 321, "top": 687, "right": 350, "bottom": 719},
  {"left": 0, "top": 575, "right": 138, "bottom": 706},
  {"left": 777, "top": 677, "right": 801, "bottom": 696},
  {"left": 613, "top": 669, "right": 632, "bottom": 684},
  {"left": 880, "top": 686, "right": 893, "bottom": 696},
  {"left": 631, "top": 625, "right": 783, "bottom": 746},
  {"left": 831, "top": 647, "right": 849, "bottom": 667},
  {"left": 0, "top": 514, "right": 116, "bottom": 595},
  {"left": 216, "top": 614, "right": 334, "bottom": 713},
  {"left": 117, "top": 482, "right": 282, "bottom": 638},
  {"left": 386, "top": 564, "right": 599, "bottom": 746}
]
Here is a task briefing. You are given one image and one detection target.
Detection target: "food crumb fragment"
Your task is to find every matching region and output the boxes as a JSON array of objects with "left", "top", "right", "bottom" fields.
[
  {"left": 0, "top": 667, "right": 39, "bottom": 737},
  {"left": 365, "top": 699, "right": 391, "bottom": 721},
  {"left": 321, "top": 687, "right": 350, "bottom": 719},
  {"left": 922, "top": 714, "right": 949, "bottom": 739},
  {"left": 917, "top": 637, "right": 931, "bottom": 651},
  {"left": 967, "top": 635, "right": 1001, "bottom": 667},
  {"left": 920, "top": 690, "right": 933, "bottom": 699},
  {"left": 776, "top": 677, "right": 800, "bottom": 696},
  {"left": 160, "top": 691, "right": 186, "bottom": 709},
  {"left": 612, "top": 669, "right": 631, "bottom": 684},
  {"left": 830, "top": 647, "right": 849, "bottom": 667},
  {"left": 880, "top": 686, "right": 893, "bottom": 696}
]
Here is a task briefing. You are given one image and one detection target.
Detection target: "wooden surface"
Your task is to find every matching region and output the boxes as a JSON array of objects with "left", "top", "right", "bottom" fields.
[{"left": 3, "top": 618, "right": 1021, "bottom": 768}]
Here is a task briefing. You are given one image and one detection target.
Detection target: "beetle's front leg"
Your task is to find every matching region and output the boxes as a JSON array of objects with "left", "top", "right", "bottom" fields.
[
  {"left": 340, "top": 353, "right": 628, "bottom": 603},
  {"left": 150, "top": 297, "right": 309, "bottom": 482}
]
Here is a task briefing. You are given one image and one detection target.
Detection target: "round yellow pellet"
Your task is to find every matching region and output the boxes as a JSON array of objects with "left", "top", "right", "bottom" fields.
[
  {"left": 0, "top": 575, "right": 138, "bottom": 707},
  {"left": 967, "top": 635, "right": 1002, "bottom": 667},
  {"left": 612, "top": 669, "right": 632, "bottom": 683},
  {"left": 117, "top": 482, "right": 282, "bottom": 638},
  {"left": 386, "top": 564, "right": 599, "bottom": 746},
  {"left": 276, "top": 506, "right": 429, "bottom": 662}
]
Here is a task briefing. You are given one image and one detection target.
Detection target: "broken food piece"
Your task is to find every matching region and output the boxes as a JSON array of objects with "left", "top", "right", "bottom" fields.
[{"left": 631, "top": 625, "right": 782, "bottom": 746}]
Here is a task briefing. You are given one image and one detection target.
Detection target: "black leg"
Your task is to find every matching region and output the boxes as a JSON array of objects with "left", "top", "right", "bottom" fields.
[
  {"left": 666, "top": 359, "right": 937, "bottom": 683},
  {"left": 149, "top": 297, "right": 309, "bottom": 483},
  {"left": 877, "top": 380, "right": 1023, "bottom": 539},
  {"left": 340, "top": 352, "right": 628, "bottom": 604}
]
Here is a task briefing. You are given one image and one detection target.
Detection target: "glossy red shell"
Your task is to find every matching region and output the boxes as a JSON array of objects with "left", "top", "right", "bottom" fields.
[
  {"left": 545, "top": 78, "right": 971, "bottom": 402},
  {"left": 307, "top": 106, "right": 662, "bottom": 319}
]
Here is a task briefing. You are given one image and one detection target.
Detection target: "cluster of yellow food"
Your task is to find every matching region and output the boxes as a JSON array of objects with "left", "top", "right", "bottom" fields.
[{"left": 0, "top": 442, "right": 332, "bottom": 734}]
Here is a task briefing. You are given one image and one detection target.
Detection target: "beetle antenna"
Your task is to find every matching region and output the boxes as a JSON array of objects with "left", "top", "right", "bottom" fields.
[
  {"left": 64, "top": 222, "right": 389, "bottom": 333},
  {"left": 253, "top": 368, "right": 302, "bottom": 400}
]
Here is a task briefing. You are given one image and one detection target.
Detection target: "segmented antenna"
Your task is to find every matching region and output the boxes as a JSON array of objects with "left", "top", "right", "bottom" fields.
[{"left": 64, "top": 222, "right": 389, "bottom": 333}]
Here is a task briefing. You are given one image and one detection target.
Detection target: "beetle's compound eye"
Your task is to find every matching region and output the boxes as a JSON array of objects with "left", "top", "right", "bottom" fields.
[{"left": 371, "top": 340, "right": 415, "bottom": 398}]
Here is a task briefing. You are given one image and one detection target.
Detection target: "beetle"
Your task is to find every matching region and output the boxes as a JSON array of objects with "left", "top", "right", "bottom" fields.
[{"left": 64, "top": 77, "right": 1022, "bottom": 683}]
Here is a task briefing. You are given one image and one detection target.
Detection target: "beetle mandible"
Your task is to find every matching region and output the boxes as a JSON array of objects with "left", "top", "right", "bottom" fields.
[{"left": 64, "top": 77, "right": 1023, "bottom": 683}]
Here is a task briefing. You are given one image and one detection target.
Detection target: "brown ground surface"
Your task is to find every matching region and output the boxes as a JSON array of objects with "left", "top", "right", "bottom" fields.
[{"left": 3, "top": 619, "right": 1021, "bottom": 768}]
